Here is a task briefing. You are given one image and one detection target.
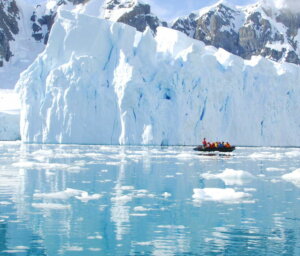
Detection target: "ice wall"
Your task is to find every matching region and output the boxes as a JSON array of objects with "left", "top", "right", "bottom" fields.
[{"left": 17, "top": 10, "right": 300, "bottom": 146}]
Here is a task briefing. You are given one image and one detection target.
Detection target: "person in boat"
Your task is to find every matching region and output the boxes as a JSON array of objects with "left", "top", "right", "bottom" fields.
[
  {"left": 225, "top": 142, "right": 231, "bottom": 148},
  {"left": 202, "top": 138, "right": 207, "bottom": 148}
]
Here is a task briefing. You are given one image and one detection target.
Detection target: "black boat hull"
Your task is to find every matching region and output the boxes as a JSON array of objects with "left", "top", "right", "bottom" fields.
[{"left": 193, "top": 146, "right": 236, "bottom": 152}]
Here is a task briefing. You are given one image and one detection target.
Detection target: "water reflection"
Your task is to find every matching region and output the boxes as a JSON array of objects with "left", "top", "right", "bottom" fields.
[{"left": 0, "top": 143, "right": 300, "bottom": 255}]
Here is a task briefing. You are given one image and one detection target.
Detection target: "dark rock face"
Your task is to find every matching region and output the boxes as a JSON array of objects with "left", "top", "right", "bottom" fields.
[
  {"left": 0, "top": 0, "right": 19, "bottom": 66},
  {"left": 117, "top": 3, "right": 160, "bottom": 32},
  {"left": 238, "top": 12, "right": 274, "bottom": 59},
  {"left": 171, "top": 3, "right": 300, "bottom": 65},
  {"left": 172, "top": 13, "right": 198, "bottom": 37},
  {"left": 31, "top": 10, "right": 56, "bottom": 44},
  {"left": 30, "top": 0, "right": 88, "bottom": 45},
  {"left": 67, "top": 0, "right": 89, "bottom": 4},
  {"left": 194, "top": 4, "right": 241, "bottom": 55},
  {"left": 106, "top": 0, "right": 165, "bottom": 32}
]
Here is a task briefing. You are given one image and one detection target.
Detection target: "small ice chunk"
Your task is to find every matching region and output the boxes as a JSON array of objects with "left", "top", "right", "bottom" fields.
[
  {"left": 244, "top": 188, "right": 257, "bottom": 192},
  {"left": 157, "top": 225, "right": 186, "bottom": 229},
  {"left": 111, "top": 195, "right": 132, "bottom": 203},
  {"left": 87, "top": 233, "right": 103, "bottom": 240},
  {"left": 266, "top": 167, "right": 285, "bottom": 172},
  {"left": 282, "top": 169, "right": 300, "bottom": 187},
  {"left": 34, "top": 188, "right": 84, "bottom": 200},
  {"left": 193, "top": 188, "right": 251, "bottom": 204},
  {"left": 202, "top": 169, "right": 254, "bottom": 186},
  {"left": 88, "top": 248, "right": 102, "bottom": 251},
  {"left": 14, "top": 246, "right": 29, "bottom": 250},
  {"left": 65, "top": 246, "right": 83, "bottom": 251},
  {"left": 165, "top": 175, "right": 175, "bottom": 178},
  {"left": 133, "top": 206, "right": 150, "bottom": 212},
  {"left": 134, "top": 241, "right": 153, "bottom": 246},
  {"left": 120, "top": 186, "right": 135, "bottom": 190},
  {"left": 162, "top": 192, "right": 171, "bottom": 198},
  {"left": 32, "top": 203, "right": 71, "bottom": 210},
  {"left": 130, "top": 213, "right": 147, "bottom": 216},
  {"left": 75, "top": 192, "right": 102, "bottom": 202}
]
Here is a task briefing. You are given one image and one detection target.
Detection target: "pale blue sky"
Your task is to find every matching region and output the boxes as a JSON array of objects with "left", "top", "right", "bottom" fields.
[{"left": 145, "top": 0, "right": 258, "bottom": 20}]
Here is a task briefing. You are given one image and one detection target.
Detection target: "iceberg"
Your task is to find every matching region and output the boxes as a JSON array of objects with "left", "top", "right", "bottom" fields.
[{"left": 16, "top": 10, "right": 300, "bottom": 146}]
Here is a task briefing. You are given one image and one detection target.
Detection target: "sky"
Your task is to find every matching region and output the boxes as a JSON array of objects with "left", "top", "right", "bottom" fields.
[{"left": 144, "top": 0, "right": 257, "bottom": 20}]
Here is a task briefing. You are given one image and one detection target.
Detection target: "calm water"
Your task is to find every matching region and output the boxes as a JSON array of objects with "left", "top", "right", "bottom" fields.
[{"left": 0, "top": 142, "right": 300, "bottom": 256}]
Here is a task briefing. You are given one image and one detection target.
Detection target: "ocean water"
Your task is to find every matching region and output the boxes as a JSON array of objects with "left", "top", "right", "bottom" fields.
[{"left": 0, "top": 142, "right": 300, "bottom": 256}]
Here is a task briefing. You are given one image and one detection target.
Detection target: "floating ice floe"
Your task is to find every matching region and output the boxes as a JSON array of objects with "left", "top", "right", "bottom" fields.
[
  {"left": 130, "top": 213, "right": 147, "bottom": 217},
  {"left": 133, "top": 206, "right": 150, "bottom": 212},
  {"left": 34, "top": 188, "right": 102, "bottom": 202},
  {"left": 192, "top": 188, "right": 251, "bottom": 204},
  {"left": 12, "top": 161, "right": 70, "bottom": 170},
  {"left": 34, "top": 188, "right": 84, "bottom": 200},
  {"left": 65, "top": 246, "right": 84, "bottom": 251},
  {"left": 162, "top": 192, "right": 172, "bottom": 198},
  {"left": 88, "top": 248, "right": 102, "bottom": 252},
  {"left": 157, "top": 225, "right": 186, "bottom": 229},
  {"left": 266, "top": 167, "right": 285, "bottom": 172},
  {"left": 75, "top": 192, "right": 102, "bottom": 202},
  {"left": 87, "top": 233, "right": 103, "bottom": 240},
  {"left": 111, "top": 194, "right": 133, "bottom": 203},
  {"left": 202, "top": 168, "right": 254, "bottom": 186},
  {"left": 32, "top": 203, "right": 71, "bottom": 210},
  {"left": 282, "top": 169, "right": 300, "bottom": 187},
  {"left": 285, "top": 151, "right": 300, "bottom": 158},
  {"left": 249, "top": 152, "right": 283, "bottom": 160}
]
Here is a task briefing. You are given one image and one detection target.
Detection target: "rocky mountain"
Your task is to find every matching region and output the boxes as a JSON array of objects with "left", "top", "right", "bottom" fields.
[
  {"left": 104, "top": 0, "right": 166, "bottom": 32},
  {"left": 171, "top": 1, "right": 300, "bottom": 65},
  {"left": 0, "top": 0, "right": 19, "bottom": 67}
]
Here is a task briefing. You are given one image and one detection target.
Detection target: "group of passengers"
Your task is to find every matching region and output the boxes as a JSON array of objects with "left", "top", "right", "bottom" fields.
[{"left": 202, "top": 138, "right": 231, "bottom": 149}]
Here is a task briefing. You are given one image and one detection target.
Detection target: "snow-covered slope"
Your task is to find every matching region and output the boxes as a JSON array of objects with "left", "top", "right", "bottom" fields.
[
  {"left": 16, "top": 10, "right": 300, "bottom": 146},
  {"left": 0, "top": 89, "right": 20, "bottom": 140}
]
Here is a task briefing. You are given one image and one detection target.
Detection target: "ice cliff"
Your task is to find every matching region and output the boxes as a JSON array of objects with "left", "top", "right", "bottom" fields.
[{"left": 17, "top": 10, "right": 300, "bottom": 146}]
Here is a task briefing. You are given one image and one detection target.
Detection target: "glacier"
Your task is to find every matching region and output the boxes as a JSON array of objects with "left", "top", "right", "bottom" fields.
[
  {"left": 0, "top": 90, "right": 20, "bottom": 141},
  {"left": 16, "top": 9, "right": 300, "bottom": 146}
]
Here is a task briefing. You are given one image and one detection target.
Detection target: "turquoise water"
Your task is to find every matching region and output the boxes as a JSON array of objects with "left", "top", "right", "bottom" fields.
[{"left": 0, "top": 142, "right": 300, "bottom": 256}]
